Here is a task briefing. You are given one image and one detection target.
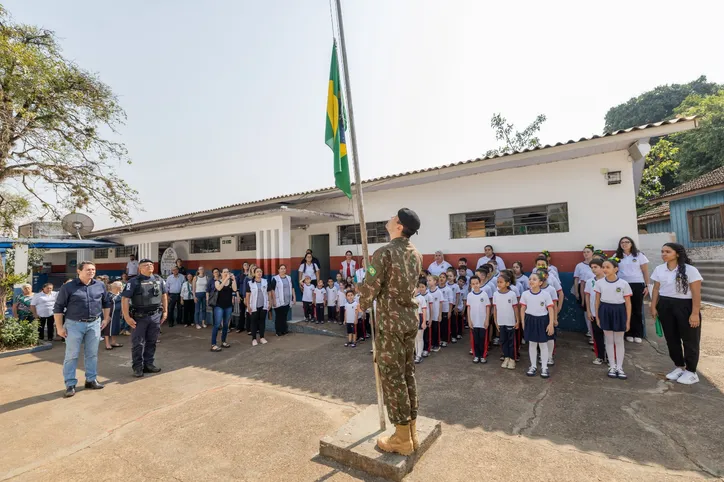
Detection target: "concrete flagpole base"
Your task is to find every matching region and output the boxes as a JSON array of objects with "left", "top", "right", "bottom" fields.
[{"left": 319, "top": 405, "right": 442, "bottom": 481}]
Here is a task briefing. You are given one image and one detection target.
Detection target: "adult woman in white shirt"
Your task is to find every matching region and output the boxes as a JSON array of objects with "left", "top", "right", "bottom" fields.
[
  {"left": 340, "top": 250, "right": 357, "bottom": 280},
  {"left": 298, "top": 253, "right": 320, "bottom": 286},
  {"left": 476, "top": 245, "right": 506, "bottom": 271},
  {"left": 616, "top": 236, "right": 651, "bottom": 343},
  {"left": 650, "top": 243, "right": 703, "bottom": 385},
  {"left": 31, "top": 283, "right": 57, "bottom": 341},
  {"left": 192, "top": 267, "right": 209, "bottom": 329}
]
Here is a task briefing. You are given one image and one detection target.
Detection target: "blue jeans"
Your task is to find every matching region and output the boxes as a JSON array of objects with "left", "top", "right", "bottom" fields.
[
  {"left": 63, "top": 318, "right": 101, "bottom": 388},
  {"left": 212, "top": 306, "right": 232, "bottom": 346},
  {"left": 195, "top": 293, "right": 207, "bottom": 325}
]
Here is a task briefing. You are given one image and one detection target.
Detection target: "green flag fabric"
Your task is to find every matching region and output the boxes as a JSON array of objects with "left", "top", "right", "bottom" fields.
[{"left": 325, "top": 41, "right": 352, "bottom": 198}]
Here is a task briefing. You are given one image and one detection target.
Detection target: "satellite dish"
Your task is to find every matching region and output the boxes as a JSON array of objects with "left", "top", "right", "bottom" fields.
[{"left": 61, "top": 213, "right": 95, "bottom": 239}]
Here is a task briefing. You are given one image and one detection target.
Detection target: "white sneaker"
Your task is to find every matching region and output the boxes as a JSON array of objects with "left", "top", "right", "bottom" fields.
[
  {"left": 252, "top": 339, "right": 258, "bottom": 346},
  {"left": 260, "top": 338, "right": 268, "bottom": 344},
  {"left": 592, "top": 358, "right": 603, "bottom": 365},
  {"left": 676, "top": 371, "right": 699, "bottom": 385},
  {"left": 547, "top": 358, "right": 555, "bottom": 366},
  {"left": 473, "top": 357, "right": 480, "bottom": 363},
  {"left": 451, "top": 338, "right": 457, "bottom": 344},
  {"left": 633, "top": 337, "right": 643, "bottom": 344},
  {"left": 625, "top": 336, "right": 634, "bottom": 343},
  {"left": 469, "top": 349, "right": 473, "bottom": 355},
  {"left": 585, "top": 331, "right": 592, "bottom": 338},
  {"left": 414, "top": 357, "right": 421, "bottom": 364},
  {"left": 422, "top": 350, "right": 429, "bottom": 357},
  {"left": 441, "top": 341, "right": 448, "bottom": 347},
  {"left": 666, "top": 367, "right": 685, "bottom": 381}
]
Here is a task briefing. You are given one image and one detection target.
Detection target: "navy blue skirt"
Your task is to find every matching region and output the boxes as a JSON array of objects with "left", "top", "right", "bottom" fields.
[
  {"left": 524, "top": 313, "right": 550, "bottom": 343},
  {"left": 599, "top": 302, "right": 627, "bottom": 332}
]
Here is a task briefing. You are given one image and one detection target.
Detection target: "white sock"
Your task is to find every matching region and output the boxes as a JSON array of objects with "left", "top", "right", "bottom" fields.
[
  {"left": 415, "top": 330, "right": 424, "bottom": 357},
  {"left": 584, "top": 315, "right": 592, "bottom": 334},
  {"left": 604, "top": 331, "right": 615, "bottom": 369},
  {"left": 547, "top": 340, "right": 555, "bottom": 359},
  {"left": 529, "top": 342, "right": 539, "bottom": 368},
  {"left": 539, "top": 342, "right": 550, "bottom": 370},
  {"left": 614, "top": 331, "right": 625, "bottom": 370}
]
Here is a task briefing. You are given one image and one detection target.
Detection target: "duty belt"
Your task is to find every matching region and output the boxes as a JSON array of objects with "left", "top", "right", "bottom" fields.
[{"left": 131, "top": 307, "right": 163, "bottom": 317}]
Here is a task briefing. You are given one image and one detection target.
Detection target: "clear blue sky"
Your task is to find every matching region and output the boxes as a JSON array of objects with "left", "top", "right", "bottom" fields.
[{"left": 5, "top": 0, "right": 724, "bottom": 229}]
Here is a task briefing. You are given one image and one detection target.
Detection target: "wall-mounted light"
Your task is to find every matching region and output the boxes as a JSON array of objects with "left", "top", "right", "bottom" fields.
[{"left": 606, "top": 171, "right": 622, "bottom": 185}]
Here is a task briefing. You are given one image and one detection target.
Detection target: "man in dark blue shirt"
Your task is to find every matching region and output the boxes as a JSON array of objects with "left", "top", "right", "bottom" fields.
[{"left": 53, "top": 261, "right": 111, "bottom": 398}]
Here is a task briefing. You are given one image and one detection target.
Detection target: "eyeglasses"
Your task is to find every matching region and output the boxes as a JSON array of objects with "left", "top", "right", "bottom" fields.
[{"left": 621, "top": 240, "right": 632, "bottom": 244}]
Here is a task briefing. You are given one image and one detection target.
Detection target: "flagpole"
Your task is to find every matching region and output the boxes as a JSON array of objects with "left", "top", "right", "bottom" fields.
[{"left": 333, "top": 0, "right": 386, "bottom": 432}]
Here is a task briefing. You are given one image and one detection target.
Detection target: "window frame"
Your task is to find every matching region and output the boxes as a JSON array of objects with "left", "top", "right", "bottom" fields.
[
  {"left": 236, "top": 232, "right": 257, "bottom": 252},
  {"left": 449, "top": 202, "right": 569, "bottom": 239},
  {"left": 115, "top": 245, "right": 137, "bottom": 258},
  {"left": 94, "top": 248, "right": 109, "bottom": 259},
  {"left": 190, "top": 237, "right": 221, "bottom": 254},
  {"left": 337, "top": 222, "right": 390, "bottom": 246},
  {"left": 687, "top": 204, "right": 724, "bottom": 242}
]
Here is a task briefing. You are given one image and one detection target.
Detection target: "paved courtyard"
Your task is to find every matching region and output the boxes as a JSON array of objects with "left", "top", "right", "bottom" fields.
[{"left": 1, "top": 308, "right": 723, "bottom": 481}]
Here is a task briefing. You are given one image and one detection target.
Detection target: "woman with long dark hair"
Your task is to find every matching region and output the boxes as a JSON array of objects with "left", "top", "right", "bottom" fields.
[
  {"left": 245, "top": 267, "right": 269, "bottom": 346},
  {"left": 269, "top": 264, "right": 295, "bottom": 336},
  {"left": 616, "top": 236, "right": 651, "bottom": 343},
  {"left": 476, "top": 245, "right": 506, "bottom": 270},
  {"left": 298, "top": 253, "right": 320, "bottom": 286},
  {"left": 210, "top": 268, "right": 236, "bottom": 352},
  {"left": 573, "top": 245, "right": 595, "bottom": 309},
  {"left": 650, "top": 243, "right": 703, "bottom": 385}
]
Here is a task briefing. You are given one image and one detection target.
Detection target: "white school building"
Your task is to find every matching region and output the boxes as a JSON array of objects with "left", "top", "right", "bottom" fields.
[{"left": 41, "top": 117, "right": 696, "bottom": 329}]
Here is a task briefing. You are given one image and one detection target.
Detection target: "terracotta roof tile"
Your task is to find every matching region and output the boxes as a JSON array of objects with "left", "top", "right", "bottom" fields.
[
  {"left": 651, "top": 166, "right": 724, "bottom": 202},
  {"left": 637, "top": 202, "right": 670, "bottom": 223}
]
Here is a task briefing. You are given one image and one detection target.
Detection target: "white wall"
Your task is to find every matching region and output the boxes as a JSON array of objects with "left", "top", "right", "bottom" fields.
[{"left": 293, "top": 150, "right": 637, "bottom": 256}]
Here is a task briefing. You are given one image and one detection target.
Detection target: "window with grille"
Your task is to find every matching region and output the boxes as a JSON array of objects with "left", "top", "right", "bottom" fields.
[
  {"left": 450, "top": 203, "right": 569, "bottom": 239},
  {"left": 337, "top": 222, "right": 390, "bottom": 246},
  {"left": 94, "top": 248, "right": 109, "bottom": 259},
  {"left": 236, "top": 233, "right": 256, "bottom": 251},
  {"left": 190, "top": 238, "right": 221, "bottom": 254},
  {"left": 688, "top": 205, "right": 724, "bottom": 242},
  {"left": 115, "top": 245, "right": 137, "bottom": 258}
]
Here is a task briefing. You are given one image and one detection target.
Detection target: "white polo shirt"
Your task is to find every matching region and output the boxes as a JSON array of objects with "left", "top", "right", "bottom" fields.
[
  {"left": 126, "top": 260, "right": 139, "bottom": 276},
  {"left": 492, "top": 290, "right": 518, "bottom": 326},
  {"left": 31, "top": 291, "right": 58, "bottom": 317},
  {"left": 520, "top": 290, "right": 554, "bottom": 317},
  {"left": 426, "top": 288, "right": 444, "bottom": 320},
  {"left": 466, "top": 290, "right": 490, "bottom": 328},
  {"left": 651, "top": 263, "right": 703, "bottom": 300},
  {"left": 594, "top": 277, "right": 632, "bottom": 304},
  {"left": 619, "top": 252, "right": 649, "bottom": 284},
  {"left": 428, "top": 260, "right": 452, "bottom": 276}
]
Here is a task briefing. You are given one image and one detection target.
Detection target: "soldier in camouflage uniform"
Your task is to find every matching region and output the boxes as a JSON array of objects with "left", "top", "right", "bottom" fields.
[{"left": 358, "top": 208, "right": 422, "bottom": 456}]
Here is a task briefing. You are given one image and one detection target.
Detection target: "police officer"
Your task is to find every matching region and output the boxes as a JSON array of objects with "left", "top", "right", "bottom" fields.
[
  {"left": 358, "top": 208, "right": 422, "bottom": 456},
  {"left": 122, "top": 258, "right": 168, "bottom": 378}
]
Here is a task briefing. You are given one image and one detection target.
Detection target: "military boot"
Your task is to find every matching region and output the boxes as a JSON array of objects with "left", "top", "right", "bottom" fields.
[
  {"left": 377, "top": 423, "right": 414, "bottom": 456},
  {"left": 410, "top": 418, "right": 420, "bottom": 450}
]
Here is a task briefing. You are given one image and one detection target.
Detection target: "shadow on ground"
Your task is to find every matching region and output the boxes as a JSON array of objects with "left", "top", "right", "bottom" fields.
[{"left": 1, "top": 308, "right": 723, "bottom": 479}]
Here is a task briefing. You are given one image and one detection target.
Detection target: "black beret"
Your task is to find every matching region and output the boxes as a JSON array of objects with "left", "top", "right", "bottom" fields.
[
  {"left": 139, "top": 258, "right": 153, "bottom": 264},
  {"left": 398, "top": 208, "right": 420, "bottom": 235}
]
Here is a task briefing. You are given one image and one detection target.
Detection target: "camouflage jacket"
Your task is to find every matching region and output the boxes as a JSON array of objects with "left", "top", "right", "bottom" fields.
[{"left": 357, "top": 236, "right": 423, "bottom": 331}]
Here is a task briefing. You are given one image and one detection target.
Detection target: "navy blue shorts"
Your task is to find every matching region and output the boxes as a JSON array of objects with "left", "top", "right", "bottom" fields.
[{"left": 346, "top": 323, "right": 355, "bottom": 334}]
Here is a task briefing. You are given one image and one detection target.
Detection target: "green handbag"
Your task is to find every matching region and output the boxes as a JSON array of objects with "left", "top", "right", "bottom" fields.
[{"left": 655, "top": 316, "right": 664, "bottom": 337}]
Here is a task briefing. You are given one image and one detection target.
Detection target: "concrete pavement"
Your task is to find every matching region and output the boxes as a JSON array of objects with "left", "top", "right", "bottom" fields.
[{"left": 1, "top": 307, "right": 723, "bottom": 481}]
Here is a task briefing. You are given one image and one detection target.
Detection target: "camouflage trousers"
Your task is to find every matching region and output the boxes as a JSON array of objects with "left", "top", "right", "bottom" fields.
[{"left": 375, "top": 324, "right": 418, "bottom": 425}]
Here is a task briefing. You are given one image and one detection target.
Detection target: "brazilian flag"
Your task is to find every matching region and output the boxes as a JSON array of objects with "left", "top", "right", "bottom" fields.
[{"left": 325, "top": 41, "right": 352, "bottom": 198}]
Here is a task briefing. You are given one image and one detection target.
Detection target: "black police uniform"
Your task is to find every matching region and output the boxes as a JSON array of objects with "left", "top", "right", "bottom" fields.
[{"left": 123, "top": 274, "right": 167, "bottom": 372}]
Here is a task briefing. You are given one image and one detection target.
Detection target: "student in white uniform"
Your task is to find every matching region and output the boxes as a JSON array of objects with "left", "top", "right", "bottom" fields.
[
  {"left": 455, "top": 276, "right": 467, "bottom": 340},
  {"left": 615, "top": 236, "right": 651, "bottom": 344},
  {"left": 313, "top": 280, "right": 326, "bottom": 324},
  {"left": 438, "top": 273, "right": 453, "bottom": 347},
  {"left": 426, "top": 275, "right": 444, "bottom": 352},
  {"left": 414, "top": 283, "right": 428, "bottom": 363},
  {"left": 301, "top": 276, "right": 315, "bottom": 321},
  {"left": 594, "top": 257, "right": 632, "bottom": 380},
  {"left": 574, "top": 245, "right": 596, "bottom": 309},
  {"left": 535, "top": 258, "right": 564, "bottom": 313},
  {"left": 650, "top": 243, "right": 703, "bottom": 385},
  {"left": 539, "top": 251, "right": 560, "bottom": 282},
  {"left": 466, "top": 275, "right": 491, "bottom": 363},
  {"left": 584, "top": 258, "right": 606, "bottom": 364},
  {"left": 326, "top": 279, "right": 338, "bottom": 324},
  {"left": 336, "top": 281, "right": 348, "bottom": 325},
  {"left": 457, "top": 258, "right": 475, "bottom": 279},
  {"left": 343, "top": 290, "right": 359, "bottom": 347},
  {"left": 421, "top": 282, "right": 433, "bottom": 357},
  {"left": 445, "top": 268, "right": 461, "bottom": 343},
  {"left": 538, "top": 269, "right": 560, "bottom": 366},
  {"left": 512, "top": 261, "right": 529, "bottom": 293},
  {"left": 493, "top": 271, "right": 519, "bottom": 370},
  {"left": 428, "top": 251, "right": 452, "bottom": 276},
  {"left": 476, "top": 245, "right": 506, "bottom": 270},
  {"left": 520, "top": 272, "right": 555, "bottom": 379}
]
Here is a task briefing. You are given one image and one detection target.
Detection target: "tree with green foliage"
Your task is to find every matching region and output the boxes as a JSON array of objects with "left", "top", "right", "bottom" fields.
[
  {"left": 637, "top": 139, "right": 679, "bottom": 213},
  {"left": 671, "top": 90, "right": 724, "bottom": 181},
  {"left": 485, "top": 113, "right": 547, "bottom": 157},
  {"left": 0, "top": 6, "right": 139, "bottom": 225},
  {"left": 604, "top": 75, "right": 721, "bottom": 132}
]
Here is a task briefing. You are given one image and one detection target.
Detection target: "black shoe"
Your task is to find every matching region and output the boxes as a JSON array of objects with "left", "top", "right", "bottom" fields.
[
  {"left": 64, "top": 386, "right": 76, "bottom": 398},
  {"left": 133, "top": 367, "right": 144, "bottom": 377},
  {"left": 143, "top": 364, "right": 161, "bottom": 373},
  {"left": 84, "top": 379, "right": 104, "bottom": 390}
]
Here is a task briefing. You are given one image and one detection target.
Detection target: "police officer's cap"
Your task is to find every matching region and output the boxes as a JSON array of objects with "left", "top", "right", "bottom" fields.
[
  {"left": 139, "top": 258, "right": 153, "bottom": 264},
  {"left": 398, "top": 208, "right": 420, "bottom": 235}
]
